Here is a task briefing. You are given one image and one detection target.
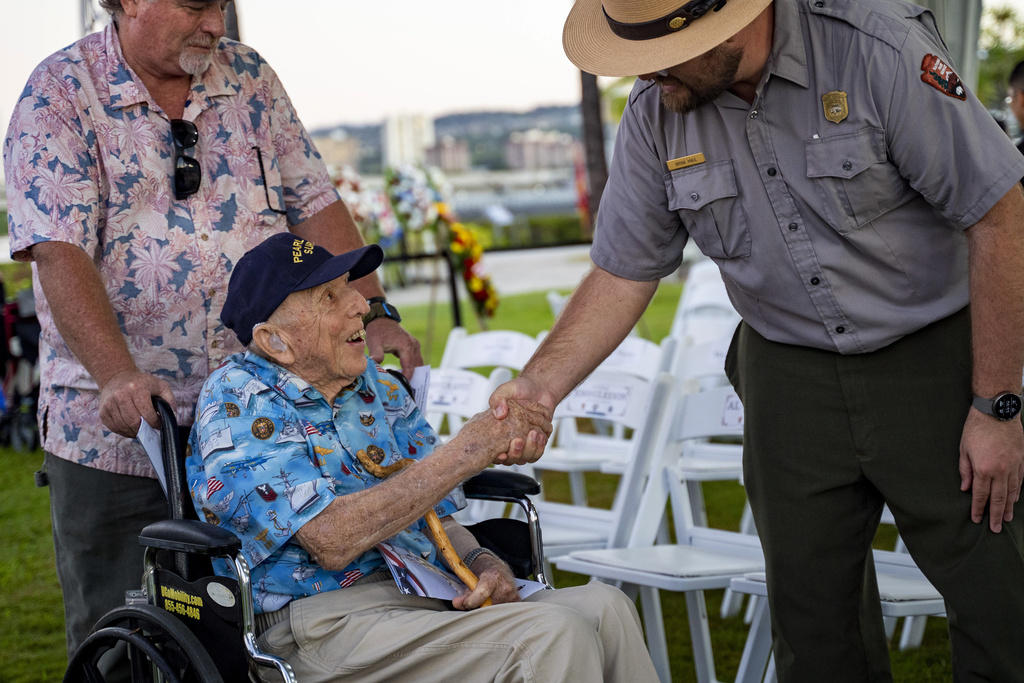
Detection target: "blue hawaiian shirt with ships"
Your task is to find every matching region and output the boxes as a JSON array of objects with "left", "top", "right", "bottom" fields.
[{"left": 186, "top": 352, "right": 465, "bottom": 614}]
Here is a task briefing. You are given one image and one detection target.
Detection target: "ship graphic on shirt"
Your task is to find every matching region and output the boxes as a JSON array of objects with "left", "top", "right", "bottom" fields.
[{"left": 273, "top": 468, "right": 320, "bottom": 514}]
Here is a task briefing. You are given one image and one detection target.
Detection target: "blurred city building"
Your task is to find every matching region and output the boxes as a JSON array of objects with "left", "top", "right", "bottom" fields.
[
  {"left": 310, "top": 129, "right": 361, "bottom": 170},
  {"left": 425, "top": 135, "right": 471, "bottom": 174},
  {"left": 505, "top": 129, "right": 580, "bottom": 170},
  {"left": 383, "top": 114, "right": 436, "bottom": 167}
]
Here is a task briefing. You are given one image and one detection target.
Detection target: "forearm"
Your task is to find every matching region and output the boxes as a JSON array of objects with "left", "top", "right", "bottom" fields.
[
  {"left": 32, "top": 241, "right": 138, "bottom": 387},
  {"left": 297, "top": 403, "right": 550, "bottom": 569},
  {"left": 967, "top": 185, "right": 1024, "bottom": 397},
  {"left": 521, "top": 265, "right": 659, "bottom": 404},
  {"left": 290, "top": 199, "right": 386, "bottom": 300},
  {"left": 297, "top": 424, "right": 500, "bottom": 569}
]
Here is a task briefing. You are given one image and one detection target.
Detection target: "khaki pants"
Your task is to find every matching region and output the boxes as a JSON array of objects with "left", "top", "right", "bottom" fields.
[
  {"left": 727, "top": 308, "right": 1024, "bottom": 682},
  {"left": 255, "top": 581, "right": 658, "bottom": 683}
]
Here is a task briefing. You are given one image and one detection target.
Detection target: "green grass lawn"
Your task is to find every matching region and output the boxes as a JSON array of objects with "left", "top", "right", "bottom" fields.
[
  {"left": 1, "top": 448, "right": 67, "bottom": 682},
  {"left": 0, "top": 282, "right": 952, "bottom": 682}
]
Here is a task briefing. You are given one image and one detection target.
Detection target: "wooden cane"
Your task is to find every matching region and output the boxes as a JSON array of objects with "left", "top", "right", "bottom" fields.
[{"left": 355, "top": 450, "right": 492, "bottom": 607}]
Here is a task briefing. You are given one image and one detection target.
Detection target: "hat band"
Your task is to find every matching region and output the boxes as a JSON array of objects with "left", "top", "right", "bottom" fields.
[{"left": 603, "top": 0, "right": 728, "bottom": 41}]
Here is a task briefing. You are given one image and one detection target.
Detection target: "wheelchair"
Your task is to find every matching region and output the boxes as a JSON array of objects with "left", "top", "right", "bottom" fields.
[{"left": 64, "top": 396, "right": 550, "bottom": 683}]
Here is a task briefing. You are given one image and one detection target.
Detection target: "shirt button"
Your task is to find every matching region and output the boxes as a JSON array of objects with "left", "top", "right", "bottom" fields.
[
  {"left": 201, "top": 234, "right": 209, "bottom": 241},
  {"left": 788, "top": 222, "right": 798, "bottom": 231},
  {"left": 208, "top": 288, "right": 216, "bottom": 298},
  {"left": 767, "top": 168, "right": 777, "bottom": 176},
  {"left": 750, "top": 110, "right": 759, "bottom": 119},
  {"left": 842, "top": 161, "right": 853, "bottom": 171},
  {"left": 836, "top": 326, "right": 845, "bottom": 334},
  {"left": 691, "top": 192, "right": 700, "bottom": 202},
  {"left": 210, "top": 340, "right": 219, "bottom": 349},
  {"left": 810, "top": 277, "right": 820, "bottom": 285}
]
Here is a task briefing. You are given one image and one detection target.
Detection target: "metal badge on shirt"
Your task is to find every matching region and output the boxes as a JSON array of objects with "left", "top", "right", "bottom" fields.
[{"left": 822, "top": 91, "right": 849, "bottom": 123}]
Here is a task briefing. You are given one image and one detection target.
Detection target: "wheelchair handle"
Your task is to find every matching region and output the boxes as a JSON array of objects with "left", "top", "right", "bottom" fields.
[{"left": 153, "top": 397, "right": 188, "bottom": 523}]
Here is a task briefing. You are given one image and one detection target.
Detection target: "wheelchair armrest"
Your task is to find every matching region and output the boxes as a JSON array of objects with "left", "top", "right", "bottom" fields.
[
  {"left": 139, "top": 519, "right": 241, "bottom": 557},
  {"left": 464, "top": 469, "right": 540, "bottom": 498}
]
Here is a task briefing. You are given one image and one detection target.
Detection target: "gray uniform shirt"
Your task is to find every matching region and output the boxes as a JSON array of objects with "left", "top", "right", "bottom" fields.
[{"left": 592, "top": 0, "right": 1024, "bottom": 354}]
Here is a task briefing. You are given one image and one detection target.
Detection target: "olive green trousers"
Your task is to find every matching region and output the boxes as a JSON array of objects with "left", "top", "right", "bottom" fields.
[{"left": 726, "top": 307, "right": 1024, "bottom": 683}]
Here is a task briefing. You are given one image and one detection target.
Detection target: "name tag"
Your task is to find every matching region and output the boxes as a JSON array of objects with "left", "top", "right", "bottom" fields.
[{"left": 667, "top": 153, "right": 706, "bottom": 171}]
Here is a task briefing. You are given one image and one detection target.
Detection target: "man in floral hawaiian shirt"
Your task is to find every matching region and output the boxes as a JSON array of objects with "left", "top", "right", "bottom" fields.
[
  {"left": 186, "top": 233, "right": 658, "bottom": 683},
  {"left": 3, "top": 0, "right": 420, "bottom": 665}
]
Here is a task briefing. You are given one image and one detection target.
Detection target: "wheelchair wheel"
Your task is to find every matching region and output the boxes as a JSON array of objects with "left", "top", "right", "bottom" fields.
[{"left": 64, "top": 604, "right": 224, "bottom": 683}]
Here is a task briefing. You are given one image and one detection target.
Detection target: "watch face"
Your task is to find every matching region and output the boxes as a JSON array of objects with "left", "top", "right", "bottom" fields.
[{"left": 993, "top": 393, "right": 1023, "bottom": 420}]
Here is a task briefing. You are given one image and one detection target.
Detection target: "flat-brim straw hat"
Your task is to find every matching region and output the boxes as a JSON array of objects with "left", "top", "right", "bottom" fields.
[{"left": 564, "top": 0, "right": 773, "bottom": 77}]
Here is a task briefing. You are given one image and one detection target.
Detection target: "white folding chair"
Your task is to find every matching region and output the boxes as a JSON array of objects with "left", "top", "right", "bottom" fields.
[
  {"left": 878, "top": 505, "right": 930, "bottom": 650},
  {"left": 439, "top": 327, "right": 538, "bottom": 373},
  {"left": 668, "top": 333, "right": 755, "bottom": 620},
  {"left": 531, "top": 373, "right": 676, "bottom": 566},
  {"left": 554, "top": 336, "right": 677, "bottom": 492},
  {"left": 535, "top": 364, "right": 664, "bottom": 506},
  {"left": 556, "top": 383, "right": 766, "bottom": 683},
  {"left": 730, "top": 550, "right": 945, "bottom": 683},
  {"left": 423, "top": 366, "right": 512, "bottom": 440},
  {"left": 434, "top": 327, "right": 539, "bottom": 521},
  {"left": 422, "top": 367, "right": 512, "bottom": 526},
  {"left": 670, "top": 259, "right": 741, "bottom": 349}
]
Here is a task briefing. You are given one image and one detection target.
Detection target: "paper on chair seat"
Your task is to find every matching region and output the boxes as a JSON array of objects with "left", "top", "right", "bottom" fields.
[{"left": 569, "top": 545, "right": 762, "bottom": 578}]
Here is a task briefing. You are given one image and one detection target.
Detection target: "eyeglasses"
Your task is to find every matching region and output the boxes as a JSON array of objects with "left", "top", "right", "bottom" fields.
[{"left": 171, "top": 119, "right": 201, "bottom": 200}]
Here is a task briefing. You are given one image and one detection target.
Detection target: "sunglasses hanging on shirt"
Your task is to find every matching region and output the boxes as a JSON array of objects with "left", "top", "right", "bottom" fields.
[{"left": 170, "top": 119, "right": 201, "bottom": 200}]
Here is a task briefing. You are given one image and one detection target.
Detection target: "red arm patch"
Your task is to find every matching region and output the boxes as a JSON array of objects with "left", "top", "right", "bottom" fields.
[{"left": 920, "top": 54, "right": 966, "bottom": 100}]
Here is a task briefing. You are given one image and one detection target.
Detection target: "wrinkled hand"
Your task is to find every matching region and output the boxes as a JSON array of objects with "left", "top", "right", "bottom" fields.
[
  {"left": 459, "top": 399, "right": 552, "bottom": 469},
  {"left": 99, "top": 370, "right": 176, "bottom": 438},
  {"left": 451, "top": 553, "right": 521, "bottom": 610},
  {"left": 491, "top": 400, "right": 554, "bottom": 466},
  {"left": 959, "top": 409, "right": 1024, "bottom": 533},
  {"left": 488, "top": 376, "right": 556, "bottom": 465},
  {"left": 364, "top": 318, "right": 423, "bottom": 378}
]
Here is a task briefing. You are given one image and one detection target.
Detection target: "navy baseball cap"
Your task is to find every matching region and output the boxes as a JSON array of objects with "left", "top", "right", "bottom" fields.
[{"left": 222, "top": 233, "right": 383, "bottom": 345}]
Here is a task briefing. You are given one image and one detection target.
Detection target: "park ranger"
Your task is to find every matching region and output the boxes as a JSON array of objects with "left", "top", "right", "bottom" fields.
[{"left": 491, "top": 0, "right": 1024, "bottom": 680}]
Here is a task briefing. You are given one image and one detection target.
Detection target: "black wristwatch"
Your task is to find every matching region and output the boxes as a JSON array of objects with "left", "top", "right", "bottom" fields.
[
  {"left": 972, "top": 392, "right": 1023, "bottom": 421},
  {"left": 362, "top": 297, "right": 402, "bottom": 326}
]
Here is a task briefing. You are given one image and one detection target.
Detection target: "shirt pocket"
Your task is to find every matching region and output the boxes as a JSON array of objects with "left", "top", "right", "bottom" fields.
[
  {"left": 805, "top": 127, "right": 905, "bottom": 234},
  {"left": 664, "top": 159, "right": 751, "bottom": 260},
  {"left": 226, "top": 139, "right": 288, "bottom": 228},
  {"left": 249, "top": 144, "right": 288, "bottom": 216}
]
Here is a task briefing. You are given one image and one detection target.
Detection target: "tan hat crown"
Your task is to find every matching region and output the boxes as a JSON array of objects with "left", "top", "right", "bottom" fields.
[
  {"left": 604, "top": 0, "right": 724, "bottom": 29},
  {"left": 563, "top": 0, "right": 772, "bottom": 78}
]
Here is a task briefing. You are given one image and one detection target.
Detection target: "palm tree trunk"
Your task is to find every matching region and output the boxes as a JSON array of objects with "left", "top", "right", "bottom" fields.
[{"left": 580, "top": 71, "right": 608, "bottom": 238}]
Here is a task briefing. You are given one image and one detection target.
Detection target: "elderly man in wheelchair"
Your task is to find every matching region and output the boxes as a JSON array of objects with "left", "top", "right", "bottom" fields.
[{"left": 142, "top": 233, "right": 657, "bottom": 683}]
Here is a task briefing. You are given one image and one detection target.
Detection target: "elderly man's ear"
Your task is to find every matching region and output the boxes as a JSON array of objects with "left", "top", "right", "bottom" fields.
[{"left": 253, "top": 325, "right": 295, "bottom": 365}]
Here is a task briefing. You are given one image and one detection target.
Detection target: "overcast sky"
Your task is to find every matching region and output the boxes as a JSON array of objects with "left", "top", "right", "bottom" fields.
[
  {"left": 1, "top": 0, "right": 1023, "bottom": 133},
  {"left": 0, "top": 0, "right": 581, "bottom": 131}
]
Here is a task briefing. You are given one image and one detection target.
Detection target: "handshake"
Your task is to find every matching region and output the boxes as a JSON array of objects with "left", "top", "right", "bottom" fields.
[{"left": 456, "top": 375, "right": 559, "bottom": 468}]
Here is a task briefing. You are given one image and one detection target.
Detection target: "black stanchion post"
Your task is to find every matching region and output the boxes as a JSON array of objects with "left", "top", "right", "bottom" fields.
[{"left": 444, "top": 251, "right": 462, "bottom": 329}]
